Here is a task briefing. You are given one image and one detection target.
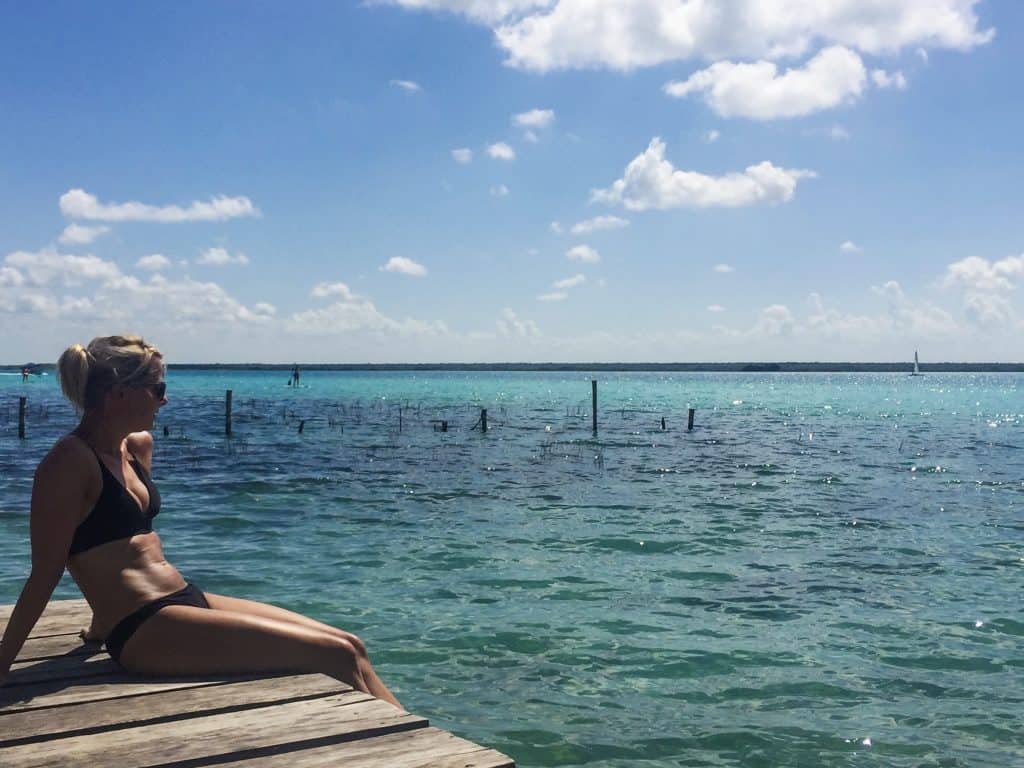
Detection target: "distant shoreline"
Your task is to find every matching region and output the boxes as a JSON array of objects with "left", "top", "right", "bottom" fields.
[{"left": 5, "top": 362, "right": 1024, "bottom": 373}]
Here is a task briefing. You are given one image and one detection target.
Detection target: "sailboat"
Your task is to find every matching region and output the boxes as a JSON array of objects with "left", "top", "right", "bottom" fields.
[{"left": 910, "top": 350, "right": 922, "bottom": 376}]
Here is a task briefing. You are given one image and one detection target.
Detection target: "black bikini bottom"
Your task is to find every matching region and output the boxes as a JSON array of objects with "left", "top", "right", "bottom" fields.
[{"left": 105, "top": 582, "right": 210, "bottom": 663}]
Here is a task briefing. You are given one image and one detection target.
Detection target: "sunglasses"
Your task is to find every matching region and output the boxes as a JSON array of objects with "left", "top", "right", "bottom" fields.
[{"left": 150, "top": 381, "right": 167, "bottom": 399}]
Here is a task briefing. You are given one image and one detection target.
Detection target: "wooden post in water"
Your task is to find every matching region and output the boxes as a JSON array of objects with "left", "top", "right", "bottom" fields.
[
  {"left": 481, "top": 408, "right": 488, "bottom": 433},
  {"left": 687, "top": 407, "right": 695, "bottom": 431},
  {"left": 225, "top": 390, "right": 233, "bottom": 436},
  {"left": 592, "top": 379, "right": 598, "bottom": 434},
  {"left": 18, "top": 397, "right": 26, "bottom": 439}
]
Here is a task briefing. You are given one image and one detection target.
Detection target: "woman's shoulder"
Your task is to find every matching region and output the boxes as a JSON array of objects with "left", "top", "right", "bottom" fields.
[
  {"left": 125, "top": 431, "right": 154, "bottom": 465},
  {"left": 37, "top": 434, "right": 98, "bottom": 482}
]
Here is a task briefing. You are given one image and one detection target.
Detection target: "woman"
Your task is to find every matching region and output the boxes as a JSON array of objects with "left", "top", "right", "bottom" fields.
[{"left": 0, "top": 335, "right": 399, "bottom": 707}]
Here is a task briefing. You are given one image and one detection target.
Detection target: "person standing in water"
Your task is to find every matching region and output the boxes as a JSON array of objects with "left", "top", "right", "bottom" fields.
[
  {"left": 0, "top": 335, "right": 399, "bottom": 707},
  {"left": 291, "top": 363, "right": 300, "bottom": 387}
]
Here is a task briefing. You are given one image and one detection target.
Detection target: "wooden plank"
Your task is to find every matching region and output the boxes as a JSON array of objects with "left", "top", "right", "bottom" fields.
[
  {"left": 0, "top": 675, "right": 240, "bottom": 713},
  {"left": 0, "top": 674, "right": 345, "bottom": 747},
  {"left": 0, "top": 694, "right": 425, "bottom": 768},
  {"left": 5, "top": 654, "right": 118, "bottom": 686},
  {"left": 217, "top": 726, "right": 514, "bottom": 768},
  {"left": 20, "top": 609, "right": 95, "bottom": 639},
  {"left": 16, "top": 633, "right": 101, "bottom": 661},
  {"left": 0, "top": 598, "right": 91, "bottom": 624}
]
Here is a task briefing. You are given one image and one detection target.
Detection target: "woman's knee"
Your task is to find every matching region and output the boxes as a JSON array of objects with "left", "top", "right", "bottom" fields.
[{"left": 339, "top": 631, "right": 368, "bottom": 659}]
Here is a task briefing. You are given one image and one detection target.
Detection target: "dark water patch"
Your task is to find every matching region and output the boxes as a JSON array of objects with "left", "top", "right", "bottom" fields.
[{"left": 664, "top": 569, "right": 737, "bottom": 583}]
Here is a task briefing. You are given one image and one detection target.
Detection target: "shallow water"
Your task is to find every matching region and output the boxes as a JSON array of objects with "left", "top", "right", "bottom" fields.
[{"left": 2, "top": 371, "right": 1023, "bottom": 766}]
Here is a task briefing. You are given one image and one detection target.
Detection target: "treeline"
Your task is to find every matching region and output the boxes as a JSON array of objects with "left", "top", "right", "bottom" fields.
[{"left": 7, "top": 362, "right": 1022, "bottom": 373}]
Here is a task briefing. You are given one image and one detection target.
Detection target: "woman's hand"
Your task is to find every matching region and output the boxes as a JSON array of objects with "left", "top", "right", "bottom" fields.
[{"left": 79, "top": 621, "right": 104, "bottom": 643}]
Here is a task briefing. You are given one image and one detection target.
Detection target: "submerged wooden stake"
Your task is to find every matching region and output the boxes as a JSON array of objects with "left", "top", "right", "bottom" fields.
[
  {"left": 592, "top": 380, "right": 598, "bottom": 433},
  {"left": 687, "top": 407, "right": 695, "bottom": 431},
  {"left": 225, "top": 390, "right": 233, "bottom": 436},
  {"left": 18, "top": 397, "right": 26, "bottom": 439},
  {"left": 481, "top": 408, "right": 488, "bottom": 433}
]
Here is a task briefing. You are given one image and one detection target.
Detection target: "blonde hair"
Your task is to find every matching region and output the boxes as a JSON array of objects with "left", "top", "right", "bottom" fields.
[{"left": 57, "top": 335, "right": 162, "bottom": 411}]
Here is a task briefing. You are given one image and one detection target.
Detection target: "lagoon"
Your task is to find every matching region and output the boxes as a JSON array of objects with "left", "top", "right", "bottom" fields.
[{"left": 2, "top": 370, "right": 1022, "bottom": 766}]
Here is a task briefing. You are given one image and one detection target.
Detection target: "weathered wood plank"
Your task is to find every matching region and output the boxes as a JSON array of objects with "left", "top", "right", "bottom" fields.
[
  {"left": 0, "top": 675, "right": 232, "bottom": 713},
  {"left": 5, "top": 654, "right": 118, "bottom": 686},
  {"left": 19, "top": 610, "right": 95, "bottom": 639},
  {"left": 217, "top": 727, "right": 515, "bottom": 768},
  {"left": 0, "top": 669, "right": 348, "bottom": 713},
  {"left": 16, "top": 633, "right": 100, "bottom": 661},
  {"left": 0, "top": 694, "right": 424, "bottom": 768},
  {"left": 0, "top": 598, "right": 91, "bottom": 624},
  {"left": 0, "top": 674, "right": 345, "bottom": 747}
]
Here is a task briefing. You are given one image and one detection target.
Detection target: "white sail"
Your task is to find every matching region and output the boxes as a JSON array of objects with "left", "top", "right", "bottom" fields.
[{"left": 912, "top": 350, "right": 921, "bottom": 376}]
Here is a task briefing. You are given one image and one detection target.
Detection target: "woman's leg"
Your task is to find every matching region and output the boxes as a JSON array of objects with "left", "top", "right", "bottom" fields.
[
  {"left": 201, "top": 592, "right": 398, "bottom": 706},
  {"left": 118, "top": 605, "right": 401, "bottom": 708},
  {"left": 203, "top": 592, "right": 359, "bottom": 639}
]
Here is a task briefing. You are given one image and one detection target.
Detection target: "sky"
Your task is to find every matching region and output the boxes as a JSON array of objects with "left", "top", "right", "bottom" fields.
[{"left": 1, "top": 0, "right": 1022, "bottom": 363}]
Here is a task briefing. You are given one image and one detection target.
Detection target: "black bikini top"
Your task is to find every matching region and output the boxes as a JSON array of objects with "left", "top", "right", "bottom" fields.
[{"left": 68, "top": 444, "right": 161, "bottom": 556}]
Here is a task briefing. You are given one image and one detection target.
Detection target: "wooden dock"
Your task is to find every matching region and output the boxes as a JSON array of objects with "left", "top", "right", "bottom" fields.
[{"left": 1, "top": 599, "right": 514, "bottom": 768}]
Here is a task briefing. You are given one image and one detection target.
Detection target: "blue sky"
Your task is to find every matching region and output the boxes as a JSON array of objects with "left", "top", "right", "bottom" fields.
[{"left": 1, "top": 0, "right": 1021, "bottom": 363}]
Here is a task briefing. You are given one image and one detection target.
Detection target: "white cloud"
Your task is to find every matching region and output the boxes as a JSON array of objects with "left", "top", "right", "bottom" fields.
[
  {"left": 830, "top": 124, "right": 851, "bottom": 141},
  {"left": 311, "top": 281, "right": 356, "bottom": 301},
  {"left": 381, "top": 256, "right": 428, "bottom": 276},
  {"left": 703, "top": 129, "right": 720, "bottom": 143},
  {"left": 871, "top": 69, "right": 908, "bottom": 89},
  {"left": 513, "top": 108, "right": 555, "bottom": 128},
  {"left": 570, "top": 215, "right": 629, "bottom": 235},
  {"left": 0, "top": 250, "right": 273, "bottom": 327},
  {"left": 840, "top": 240, "right": 862, "bottom": 254},
  {"left": 58, "top": 224, "right": 110, "bottom": 245},
  {"left": 490, "top": 184, "right": 510, "bottom": 197},
  {"left": 452, "top": 148, "right": 474, "bottom": 164},
  {"left": 5, "top": 248, "right": 122, "bottom": 286},
  {"left": 523, "top": 129, "right": 540, "bottom": 143},
  {"left": 550, "top": 221, "right": 563, "bottom": 234},
  {"left": 592, "top": 138, "right": 814, "bottom": 210},
  {"left": 872, "top": 279, "right": 959, "bottom": 335},
  {"left": 917, "top": 47, "right": 930, "bottom": 63},
  {"left": 566, "top": 245, "right": 600, "bottom": 263},
  {"left": 487, "top": 142, "right": 516, "bottom": 160},
  {"left": 664, "top": 46, "right": 867, "bottom": 120},
  {"left": 553, "top": 273, "right": 586, "bottom": 289},
  {"left": 382, "top": 1, "right": 994, "bottom": 72},
  {"left": 0, "top": 266, "right": 25, "bottom": 288},
  {"left": 943, "top": 254, "right": 1024, "bottom": 327},
  {"left": 538, "top": 291, "right": 568, "bottom": 301},
  {"left": 707, "top": 304, "right": 725, "bottom": 312},
  {"left": 497, "top": 308, "right": 540, "bottom": 337},
  {"left": 198, "top": 247, "right": 249, "bottom": 266},
  {"left": 288, "top": 296, "right": 443, "bottom": 336},
  {"left": 752, "top": 304, "right": 796, "bottom": 336},
  {"left": 714, "top": 264, "right": 735, "bottom": 273},
  {"left": 60, "top": 189, "right": 259, "bottom": 223},
  {"left": 137, "top": 254, "right": 171, "bottom": 271},
  {"left": 253, "top": 302, "right": 277, "bottom": 316},
  {"left": 944, "top": 254, "right": 1024, "bottom": 293},
  {"left": 390, "top": 79, "right": 422, "bottom": 92}
]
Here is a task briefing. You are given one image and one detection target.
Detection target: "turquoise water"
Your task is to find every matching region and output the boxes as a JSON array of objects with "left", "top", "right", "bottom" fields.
[{"left": 2, "top": 370, "right": 1022, "bottom": 767}]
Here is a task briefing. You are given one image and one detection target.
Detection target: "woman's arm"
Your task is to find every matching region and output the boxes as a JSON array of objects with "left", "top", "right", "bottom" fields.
[{"left": 0, "top": 440, "right": 95, "bottom": 684}]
